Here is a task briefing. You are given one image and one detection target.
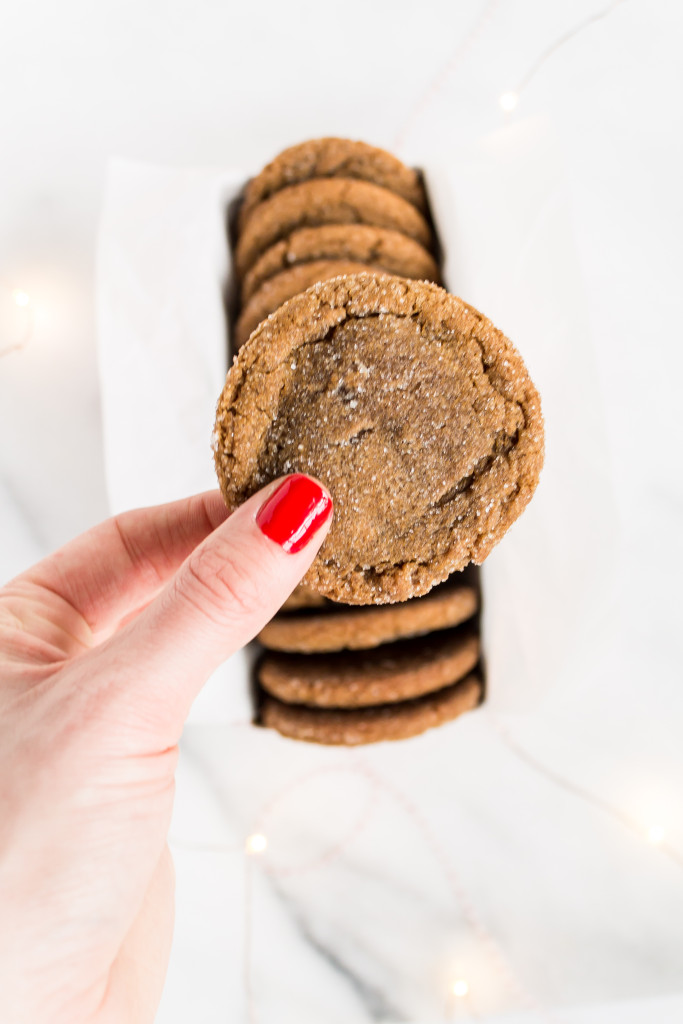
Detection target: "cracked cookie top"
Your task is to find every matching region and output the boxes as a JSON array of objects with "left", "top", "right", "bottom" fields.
[{"left": 213, "top": 273, "right": 544, "bottom": 604}]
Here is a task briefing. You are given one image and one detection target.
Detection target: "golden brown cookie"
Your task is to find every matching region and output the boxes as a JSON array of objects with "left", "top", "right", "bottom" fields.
[
  {"left": 259, "top": 579, "right": 477, "bottom": 653},
  {"left": 234, "top": 260, "right": 376, "bottom": 349},
  {"left": 234, "top": 179, "right": 432, "bottom": 279},
  {"left": 238, "top": 137, "right": 428, "bottom": 233},
  {"left": 241, "top": 225, "right": 440, "bottom": 303},
  {"left": 281, "top": 584, "right": 330, "bottom": 612},
  {"left": 258, "top": 628, "right": 479, "bottom": 708},
  {"left": 260, "top": 673, "right": 482, "bottom": 745},
  {"left": 213, "top": 273, "right": 544, "bottom": 605}
]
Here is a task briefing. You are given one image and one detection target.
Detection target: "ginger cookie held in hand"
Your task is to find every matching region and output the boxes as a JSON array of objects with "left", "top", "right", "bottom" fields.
[{"left": 213, "top": 273, "right": 544, "bottom": 605}]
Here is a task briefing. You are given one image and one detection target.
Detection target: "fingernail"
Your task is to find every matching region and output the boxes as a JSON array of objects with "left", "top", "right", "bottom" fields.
[{"left": 256, "top": 475, "right": 333, "bottom": 554}]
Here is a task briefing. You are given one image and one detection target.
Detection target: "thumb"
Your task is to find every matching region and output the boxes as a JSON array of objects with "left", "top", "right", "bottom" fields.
[{"left": 96, "top": 474, "right": 332, "bottom": 725}]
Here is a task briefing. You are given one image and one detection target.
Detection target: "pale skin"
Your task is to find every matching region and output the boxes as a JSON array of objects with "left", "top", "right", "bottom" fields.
[{"left": 0, "top": 480, "right": 332, "bottom": 1024}]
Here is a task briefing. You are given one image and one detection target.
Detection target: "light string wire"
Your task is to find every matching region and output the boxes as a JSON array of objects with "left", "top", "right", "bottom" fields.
[
  {"left": 170, "top": 694, "right": 682, "bottom": 1024},
  {"left": 509, "top": 0, "right": 628, "bottom": 104},
  {"left": 1, "top": 0, "right": 630, "bottom": 361},
  {"left": 392, "top": 0, "right": 501, "bottom": 154},
  {"left": 259, "top": 774, "right": 379, "bottom": 879},
  {"left": 245, "top": 853, "right": 256, "bottom": 1024},
  {"left": 360, "top": 763, "right": 560, "bottom": 1024},
  {"left": 172, "top": 668, "right": 683, "bottom": 1021},
  {"left": 0, "top": 281, "right": 34, "bottom": 358},
  {"left": 242, "top": 762, "right": 378, "bottom": 1024},
  {"left": 235, "top": 758, "right": 560, "bottom": 1024},
  {"left": 393, "top": 0, "right": 628, "bottom": 153},
  {"left": 487, "top": 713, "right": 683, "bottom": 870}
]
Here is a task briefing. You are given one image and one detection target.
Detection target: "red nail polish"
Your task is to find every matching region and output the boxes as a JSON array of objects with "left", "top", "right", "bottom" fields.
[{"left": 256, "top": 475, "right": 332, "bottom": 554}]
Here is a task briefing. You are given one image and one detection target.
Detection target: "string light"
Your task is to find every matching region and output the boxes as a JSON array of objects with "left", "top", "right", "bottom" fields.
[
  {"left": 498, "top": 91, "right": 519, "bottom": 112},
  {"left": 508, "top": 0, "right": 626, "bottom": 109},
  {"left": 1, "top": 281, "right": 34, "bottom": 356},
  {"left": 393, "top": 0, "right": 626, "bottom": 152},
  {"left": 178, "top": 754, "right": 570, "bottom": 1020},
  {"left": 392, "top": 0, "right": 500, "bottom": 152},
  {"left": 245, "top": 832, "right": 267, "bottom": 855},
  {"left": 490, "top": 716, "right": 683, "bottom": 869}
]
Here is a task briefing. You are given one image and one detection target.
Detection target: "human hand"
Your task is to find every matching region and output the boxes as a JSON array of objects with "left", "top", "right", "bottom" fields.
[{"left": 0, "top": 475, "right": 332, "bottom": 1024}]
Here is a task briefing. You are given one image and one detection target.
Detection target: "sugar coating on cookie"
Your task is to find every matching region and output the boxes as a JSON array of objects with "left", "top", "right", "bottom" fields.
[
  {"left": 234, "top": 259, "right": 379, "bottom": 349},
  {"left": 281, "top": 583, "right": 330, "bottom": 611},
  {"left": 259, "top": 580, "right": 477, "bottom": 653},
  {"left": 238, "top": 137, "right": 428, "bottom": 232},
  {"left": 260, "top": 673, "right": 482, "bottom": 745},
  {"left": 241, "top": 224, "right": 440, "bottom": 302},
  {"left": 214, "top": 273, "right": 544, "bottom": 605},
  {"left": 234, "top": 178, "right": 432, "bottom": 278},
  {"left": 258, "top": 628, "right": 480, "bottom": 708}
]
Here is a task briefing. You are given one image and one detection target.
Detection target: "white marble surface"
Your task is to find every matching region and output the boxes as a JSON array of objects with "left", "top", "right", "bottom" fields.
[{"left": 2, "top": 2, "right": 683, "bottom": 1022}]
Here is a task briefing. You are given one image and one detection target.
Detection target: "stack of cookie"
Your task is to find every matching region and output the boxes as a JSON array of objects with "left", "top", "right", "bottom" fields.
[
  {"left": 232, "top": 138, "right": 441, "bottom": 348},
  {"left": 220, "top": 139, "right": 544, "bottom": 745},
  {"left": 255, "top": 573, "right": 482, "bottom": 746}
]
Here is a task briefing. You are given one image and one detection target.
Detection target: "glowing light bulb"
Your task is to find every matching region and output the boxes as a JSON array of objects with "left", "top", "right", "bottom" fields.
[
  {"left": 245, "top": 832, "right": 267, "bottom": 855},
  {"left": 646, "top": 825, "right": 665, "bottom": 845},
  {"left": 499, "top": 91, "right": 519, "bottom": 112},
  {"left": 13, "top": 290, "right": 29, "bottom": 307},
  {"left": 452, "top": 978, "right": 469, "bottom": 998}
]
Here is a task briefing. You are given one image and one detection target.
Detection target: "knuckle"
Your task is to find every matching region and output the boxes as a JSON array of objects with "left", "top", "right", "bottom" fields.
[{"left": 179, "top": 538, "right": 266, "bottom": 625}]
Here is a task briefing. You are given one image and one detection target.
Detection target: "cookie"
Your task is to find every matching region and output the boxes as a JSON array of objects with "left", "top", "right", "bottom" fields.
[
  {"left": 241, "top": 225, "right": 440, "bottom": 303},
  {"left": 258, "top": 628, "right": 479, "bottom": 708},
  {"left": 234, "top": 260, "right": 377, "bottom": 349},
  {"left": 259, "top": 579, "right": 477, "bottom": 653},
  {"left": 213, "top": 273, "right": 544, "bottom": 605},
  {"left": 238, "top": 137, "right": 428, "bottom": 233},
  {"left": 281, "top": 584, "right": 330, "bottom": 612},
  {"left": 234, "top": 179, "right": 432, "bottom": 279},
  {"left": 260, "top": 673, "right": 482, "bottom": 745}
]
